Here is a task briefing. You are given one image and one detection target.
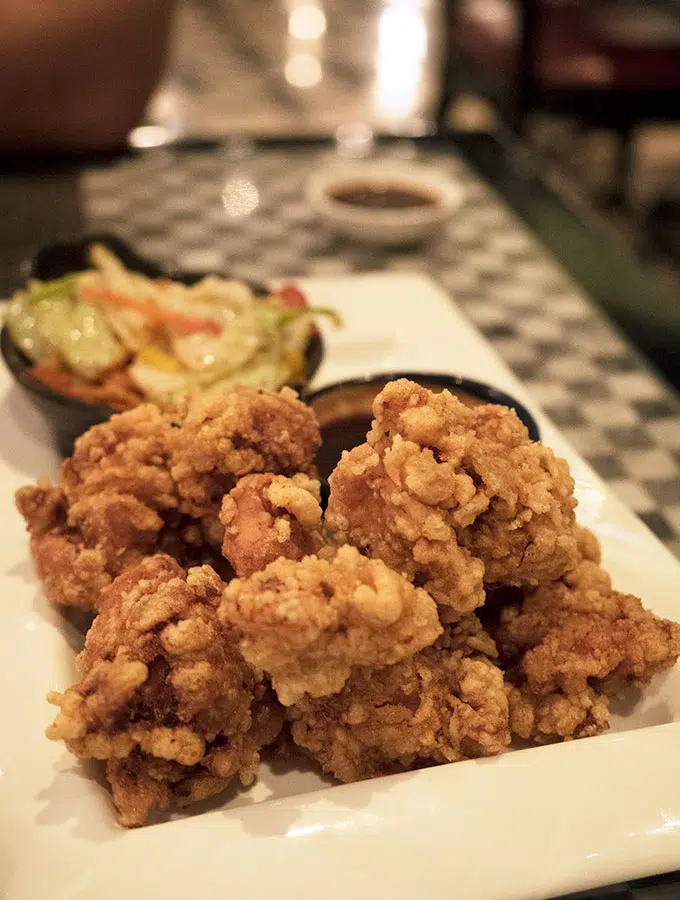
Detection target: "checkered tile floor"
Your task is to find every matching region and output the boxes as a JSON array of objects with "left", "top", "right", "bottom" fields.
[{"left": 80, "top": 145, "right": 680, "bottom": 562}]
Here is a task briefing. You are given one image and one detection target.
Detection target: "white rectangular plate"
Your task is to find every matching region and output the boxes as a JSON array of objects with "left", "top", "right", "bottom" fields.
[{"left": 2, "top": 274, "right": 680, "bottom": 900}]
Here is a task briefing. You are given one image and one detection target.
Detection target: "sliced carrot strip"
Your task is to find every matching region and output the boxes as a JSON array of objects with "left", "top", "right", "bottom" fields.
[{"left": 82, "top": 285, "right": 222, "bottom": 336}]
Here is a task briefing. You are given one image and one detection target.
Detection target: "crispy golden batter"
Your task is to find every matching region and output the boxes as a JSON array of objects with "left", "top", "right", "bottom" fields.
[
  {"left": 562, "top": 526, "right": 612, "bottom": 594},
  {"left": 46, "top": 555, "right": 282, "bottom": 826},
  {"left": 16, "top": 405, "right": 179, "bottom": 610},
  {"left": 61, "top": 404, "right": 178, "bottom": 511},
  {"left": 506, "top": 684, "right": 610, "bottom": 742},
  {"left": 327, "top": 380, "right": 578, "bottom": 617},
  {"left": 16, "top": 387, "right": 317, "bottom": 610},
  {"left": 220, "top": 544, "right": 442, "bottom": 705},
  {"left": 288, "top": 628, "right": 510, "bottom": 782},
  {"left": 15, "top": 482, "right": 163, "bottom": 610},
  {"left": 170, "top": 386, "right": 321, "bottom": 519},
  {"left": 327, "top": 440, "right": 486, "bottom": 616},
  {"left": 497, "top": 583, "right": 680, "bottom": 695},
  {"left": 492, "top": 574, "right": 680, "bottom": 742},
  {"left": 220, "top": 473, "right": 325, "bottom": 577}
]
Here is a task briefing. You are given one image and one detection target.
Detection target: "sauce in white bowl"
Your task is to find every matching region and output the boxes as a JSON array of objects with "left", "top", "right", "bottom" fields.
[{"left": 306, "top": 160, "right": 465, "bottom": 246}]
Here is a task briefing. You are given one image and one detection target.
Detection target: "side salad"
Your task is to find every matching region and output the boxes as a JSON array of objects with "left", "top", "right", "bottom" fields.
[{"left": 5, "top": 244, "right": 338, "bottom": 410}]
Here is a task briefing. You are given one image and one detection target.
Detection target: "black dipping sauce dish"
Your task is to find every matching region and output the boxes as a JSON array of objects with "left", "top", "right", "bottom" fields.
[
  {"left": 1, "top": 233, "right": 324, "bottom": 457},
  {"left": 302, "top": 372, "right": 540, "bottom": 487}
]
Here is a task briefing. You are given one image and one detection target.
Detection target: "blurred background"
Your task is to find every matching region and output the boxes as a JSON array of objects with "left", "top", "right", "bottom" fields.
[{"left": 135, "top": 0, "right": 680, "bottom": 291}]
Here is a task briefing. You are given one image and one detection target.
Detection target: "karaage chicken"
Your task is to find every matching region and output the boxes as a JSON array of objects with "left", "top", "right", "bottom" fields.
[
  {"left": 47, "top": 554, "right": 283, "bottom": 826},
  {"left": 220, "top": 544, "right": 442, "bottom": 705},
  {"left": 493, "top": 574, "right": 680, "bottom": 742},
  {"left": 15, "top": 375, "right": 679, "bottom": 827},
  {"left": 327, "top": 380, "right": 578, "bottom": 612},
  {"left": 170, "top": 386, "right": 321, "bottom": 520},
  {"left": 220, "top": 473, "right": 325, "bottom": 577},
  {"left": 16, "top": 386, "right": 319, "bottom": 610},
  {"left": 288, "top": 619, "right": 510, "bottom": 781}
]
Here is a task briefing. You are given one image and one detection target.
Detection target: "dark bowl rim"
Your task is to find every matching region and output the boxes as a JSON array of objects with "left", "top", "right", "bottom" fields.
[
  {"left": 1, "top": 232, "right": 321, "bottom": 417},
  {"left": 302, "top": 371, "right": 541, "bottom": 442}
]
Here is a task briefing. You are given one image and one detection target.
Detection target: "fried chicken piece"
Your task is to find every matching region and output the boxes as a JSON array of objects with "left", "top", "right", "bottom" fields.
[
  {"left": 328, "top": 380, "right": 578, "bottom": 604},
  {"left": 16, "top": 482, "right": 165, "bottom": 610},
  {"left": 220, "top": 473, "right": 325, "bottom": 577},
  {"left": 61, "top": 403, "right": 179, "bottom": 511},
  {"left": 220, "top": 544, "right": 442, "bottom": 705},
  {"left": 326, "top": 441, "right": 486, "bottom": 616},
  {"left": 46, "top": 555, "right": 283, "bottom": 826},
  {"left": 17, "top": 388, "right": 316, "bottom": 610},
  {"left": 562, "top": 526, "right": 612, "bottom": 594},
  {"left": 170, "top": 386, "right": 321, "bottom": 519},
  {"left": 288, "top": 629, "right": 510, "bottom": 782},
  {"left": 506, "top": 683, "right": 610, "bottom": 742},
  {"left": 16, "top": 404, "right": 181, "bottom": 610},
  {"left": 493, "top": 577, "right": 680, "bottom": 742}
]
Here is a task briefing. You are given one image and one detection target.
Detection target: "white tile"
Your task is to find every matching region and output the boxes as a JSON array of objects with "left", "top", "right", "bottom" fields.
[
  {"left": 487, "top": 231, "right": 534, "bottom": 255},
  {"left": 491, "top": 337, "right": 535, "bottom": 365},
  {"left": 608, "top": 371, "right": 665, "bottom": 401},
  {"left": 647, "top": 418, "right": 680, "bottom": 449},
  {"left": 385, "top": 256, "right": 429, "bottom": 273},
  {"left": 620, "top": 447, "right": 678, "bottom": 481},
  {"left": 582, "top": 399, "right": 640, "bottom": 427},
  {"left": 607, "top": 478, "right": 656, "bottom": 513},
  {"left": 493, "top": 283, "right": 538, "bottom": 309},
  {"left": 173, "top": 220, "right": 210, "bottom": 243},
  {"left": 546, "top": 295, "right": 591, "bottom": 321},
  {"left": 558, "top": 425, "right": 614, "bottom": 456},
  {"left": 467, "top": 304, "right": 508, "bottom": 327},
  {"left": 517, "top": 316, "right": 563, "bottom": 342},
  {"left": 462, "top": 248, "right": 507, "bottom": 276},
  {"left": 523, "top": 380, "right": 573, "bottom": 408},
  {"left": 546, "top": 355, "right": 600, "bottom": 382},
  {"left": 438, "top": 268, "right": 480, "bottom": 294},
  {"left": 306, "top": 257, "right": 352, "bottom": 275}
]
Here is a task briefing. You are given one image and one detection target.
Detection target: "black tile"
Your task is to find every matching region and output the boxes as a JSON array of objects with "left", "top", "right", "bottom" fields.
[
  {"left": 480, "top": 323, "right": 515, "bottom": 339},
  {"left": 543, "top": 405, "right": 588, "bottom": 427},
  {"left": 638, "top": 511, "right": 676, "bottom": 542},
  {"left": 646, "top": 478, "right": 680, "bottom": 508},
  {"left": 567, "top": 380, "right": 612, "bottom": 400},
  {"left": 586, "top": 455, "right": 627, "bottom": 479},
  {"left": 593, "top": 353, "right": 640, "bottom": 374},
  {"left": 604, "top": 426, "right": 655, "bottom": 449},
  {"left": 635, "top": 399, "right": 680, "bottom": 420}
]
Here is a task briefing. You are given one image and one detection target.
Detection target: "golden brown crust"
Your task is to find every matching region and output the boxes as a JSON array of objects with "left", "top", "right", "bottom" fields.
[
  {"left": 16, "top": 387, "right": 318, "bottom": 610},
  {"left": 326, "top": 379, "right": 578, "bottom": 618},
  {"left": 488, "top": 568, "right": 680, "bottom": 744},
  {"left": 220, "top": 473, "right": 325, "bottom": 577},
  {"left": 170, "top": 386, "right": 321, "bottom": 518},
  {"left": 61, "top": 404, "right": 179, "bottom": 511},
  {"left": 327, "top": 441, "right": 486, "bottom": 616},
  {"left": 46, "top": 555, "right": 283, "bottom": 826},
  {"left": 506, "top": 684, "right": 610, "bottom": 742},
  {"left": 220, "top": 544, "right": 442, "bottom": 705},
  {"left": 288, "top": 632, "right": 510, "bottom": 782}
]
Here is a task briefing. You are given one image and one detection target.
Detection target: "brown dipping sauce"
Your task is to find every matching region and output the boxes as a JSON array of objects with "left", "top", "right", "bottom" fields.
[
  {"left": 329, "top": 182, "right": 438, "bottom": 211},
  {"left": 310, "top": 379, "right": 484, "bottom": 481}
]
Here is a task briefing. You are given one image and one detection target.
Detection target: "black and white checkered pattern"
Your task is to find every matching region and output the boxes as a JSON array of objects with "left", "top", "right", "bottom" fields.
[{"left": 80, "top": 145, "right": 680, "bottom": 561}]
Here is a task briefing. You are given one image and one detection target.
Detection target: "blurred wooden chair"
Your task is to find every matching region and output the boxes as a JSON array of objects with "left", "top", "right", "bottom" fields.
[{"left": 436, "top": 0, "right": 680, "bottom": 201}]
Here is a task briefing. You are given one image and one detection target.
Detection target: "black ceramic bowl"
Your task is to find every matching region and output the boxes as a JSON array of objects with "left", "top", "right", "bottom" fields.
[
  {"left": 1, "top": 234, "right": 324, "bottom": 457},
  {"left": 302, "top": 371, "right": 541, "bottom": 483}
]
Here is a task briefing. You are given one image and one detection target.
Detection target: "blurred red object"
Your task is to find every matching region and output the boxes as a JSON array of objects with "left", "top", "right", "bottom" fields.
[{"left": 0, "top": 0, "right": 176, "bottom": 152}]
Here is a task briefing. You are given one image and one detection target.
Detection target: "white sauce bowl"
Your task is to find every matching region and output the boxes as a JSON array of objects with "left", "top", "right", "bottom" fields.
[{"left": 306, "top": 160, "right": 465, "bottom": 246}]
